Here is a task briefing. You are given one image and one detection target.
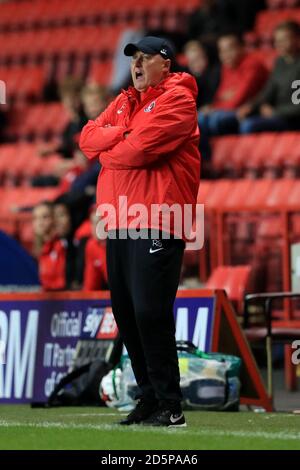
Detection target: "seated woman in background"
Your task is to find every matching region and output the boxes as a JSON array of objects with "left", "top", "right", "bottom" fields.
[
  {"left": 32, "top": 201, "right": 67, "bottom": 291},
  {"left": 184, "top": 39, "right": 220, "bottom": 109},
  {"left": 53, "top": 200, "right": 82, "bottom": 290},
  {"left": 33, "top": 200, "right": 82, "bottom": 291}
]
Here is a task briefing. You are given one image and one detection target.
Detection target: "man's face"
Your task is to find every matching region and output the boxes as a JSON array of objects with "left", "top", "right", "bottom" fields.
[
  {"left": 274, "top": 29, "right": 298, "bottom": 57},
  {"left": 218, "top": 36, "right": 243, "bottom": 68},
  {"left": 131, "top": 51, "right": 170, "bottom": 92}
]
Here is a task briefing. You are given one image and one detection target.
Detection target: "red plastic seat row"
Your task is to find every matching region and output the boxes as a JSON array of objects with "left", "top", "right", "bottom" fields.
[
  {"left": 197, "top": 178, "right": 300, "bottom": 212},
  {"left": 0, "top": 142, "right": 63, "bottom": 185},
  {"left": 0, "top": 186, "right": 60, "bottom": 215},
  {"left": 266, "top": 0, "right": 300, "bottom": 9},
  {"left": 0, "top": 65, "right": 45, "bottom": 101},
  {"left": 5, "top": 102, "right": 70, "bottom": 140},
  {"left": 0, "top": 0, "right": 200, "bottom": 30},
  {"left": 0, "top": 25, "right": 126, "bottom": 62},
  {"left": 211, "top": 132, "right": 300, "bottom": 177},
  {"left": 88, "top": 59, "right": 113, "bottom": 86}
]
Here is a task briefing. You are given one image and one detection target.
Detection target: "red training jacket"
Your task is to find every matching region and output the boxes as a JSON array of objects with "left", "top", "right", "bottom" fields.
[
  {"left": 83, "top": 238, "right": 107, "bottom": 291},
  {"left": 39, "top": 238, "right": 66, "bottom": 291},
  {"left": 79, "top": 72, "right": 200, "bottom": 238},
  {"left": 213, "top": 53, "right": 269, "bottom": 110}
]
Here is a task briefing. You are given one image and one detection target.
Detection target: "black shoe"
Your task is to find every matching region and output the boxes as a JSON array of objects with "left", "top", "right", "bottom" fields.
[
  {"left": 142, "top": 407, "right": 187, "bottom": 427},
  {"left": 118, "top": 399, "right": 158, "bottom": 425}
]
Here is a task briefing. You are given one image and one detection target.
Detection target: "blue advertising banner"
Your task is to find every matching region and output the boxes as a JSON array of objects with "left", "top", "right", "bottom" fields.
[{"left": 0, "top": 291, "right": 216, "bottom": 404}]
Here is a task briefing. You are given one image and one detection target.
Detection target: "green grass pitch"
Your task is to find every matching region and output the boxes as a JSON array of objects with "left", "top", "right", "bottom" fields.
[{"left": 0, "top": 406, "right": 299, "bottom": 450}]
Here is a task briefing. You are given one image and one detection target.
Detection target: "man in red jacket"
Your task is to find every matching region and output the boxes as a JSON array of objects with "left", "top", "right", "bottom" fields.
[{"left": 80, "top": 37, "right": 200, "bottom": 427}]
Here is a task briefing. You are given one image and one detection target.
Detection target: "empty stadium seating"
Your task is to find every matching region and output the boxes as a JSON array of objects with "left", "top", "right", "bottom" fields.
[
  {"left": 0, "top": 0, "right": 200, "bottom": 31},
  {"left": 0, "top": 25, "right": 126, "bottom": 64},
  {"left": 0, "top": 65, "right": 45, "bottom": 102},
  {"left": 211, "top": 133, "right": 300, "bottom": 178},
  {"left": 5, "top": 102, "right": 70, "bottom": 140},
  {"left": 88, "top": 59, "right": 113, "bottom": 86},
  {"left": 0, "top": 143, "right": 63, "bottom": 186}
]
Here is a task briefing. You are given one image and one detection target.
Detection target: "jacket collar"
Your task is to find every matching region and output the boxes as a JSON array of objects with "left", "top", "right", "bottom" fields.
[{"left": 122, "top": 78, "right": 168, "bottom": 104}]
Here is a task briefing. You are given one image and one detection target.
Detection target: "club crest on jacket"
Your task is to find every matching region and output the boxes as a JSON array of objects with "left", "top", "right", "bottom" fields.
[{"left": 144, "top": 101, "right": 156, "bottom": 113}]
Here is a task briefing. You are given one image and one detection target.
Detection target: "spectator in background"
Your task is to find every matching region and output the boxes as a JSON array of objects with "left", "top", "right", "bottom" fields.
[
  {"left": 66, "top": 83, "right": 111, "bottom": 195},
  {"left": 81, "top": 82, "right": 110, "bottom": 120},
  {"left": 83, "top": 206, "right": 108, "bottom": 291},
  {"left": 187, "top": 0, "right": 265, "bottom": 41},
  {"left": 33, "top": 201, "right": 67, "bottom": 290},
  {"left": 57, "top": 77, "right": 87, "bottom": 160},
  {"left": 238, "top": 21, "right": 300, "bottom": 133},
  {"left": 53, "top": 201, "right": 80, "bottom": 289},
  {"left": 187, "top": 0, "right": 233, "bottom": 42},
  {"left": 35, "top": 77, "right": 87, "bottom": 187},
  {"left": 228, "top": 0, "right": 266, "bottom": 36},
  {"left": 184, "top": 40, "right": 220, "bottom": 108},
  {"left": 198, "top": 33, "right": 268, "bottom": 161},
  {"left": 32, "top": 201, "right": 55, "bottom": 259}
]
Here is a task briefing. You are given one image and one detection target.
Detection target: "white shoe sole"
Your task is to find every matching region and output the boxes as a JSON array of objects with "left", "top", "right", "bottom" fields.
[{"left": 168, "top": 422, "right": 187, "bottom": 428}]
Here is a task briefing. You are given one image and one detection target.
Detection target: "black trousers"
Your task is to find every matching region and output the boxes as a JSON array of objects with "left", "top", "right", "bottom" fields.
[{"left": 106, "top": 232, "right": 184, "bottom": 404}]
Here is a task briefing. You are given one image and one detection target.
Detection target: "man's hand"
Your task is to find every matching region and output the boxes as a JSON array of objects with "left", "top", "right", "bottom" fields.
[
  {"left": 38, "top": 144, "right": 57, "bottom": 157},
  {"left": 237, "top": 103, "right": 253, "bottom": 120},
  {"left": 199, "top": 105, "right": 213, "bottom": 115},
  {"left": 260, "top": 104, "right": 274, "bottom": 118}
]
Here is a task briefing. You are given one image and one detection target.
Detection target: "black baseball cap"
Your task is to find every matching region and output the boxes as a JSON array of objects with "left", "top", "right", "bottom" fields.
[{"left": 124, "top": 36, "right": 174, "bottom": 60}]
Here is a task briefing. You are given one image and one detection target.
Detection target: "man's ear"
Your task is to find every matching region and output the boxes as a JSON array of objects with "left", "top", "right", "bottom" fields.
[{"left": 163, "top": 59, "right": 171, "bottom": 73}]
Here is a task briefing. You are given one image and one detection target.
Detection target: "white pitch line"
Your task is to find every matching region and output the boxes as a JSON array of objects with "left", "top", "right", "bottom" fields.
[
  {"left": 0, "top": 420, "right": 300, "bottom": 443},
  {"left": 62, "top": 413, "right": 127, "bottom": 417}
]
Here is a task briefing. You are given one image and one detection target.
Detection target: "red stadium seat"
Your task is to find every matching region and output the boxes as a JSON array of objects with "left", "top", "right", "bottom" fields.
[
  {"left": 0, "top": 65, "right": 45, "bottom": 102},
  {"left": 203, "top": 180, "right": 233, "bottom": 211},
  {"left": 229, "top": 135, "right": 257, "bottom": 175},
  {"left": 205, "top": 265, "right": 252, "bottom": 313},
  {"left": 265, "top": 178, "right": 297, "bottom": 210},
  {"left": 210, "top": 136, "right": 238, "bottom": 175},
  {"left": 264, "top": 132, "right": 299, "bottom": 175},
  {"left": 88, "top": 60, "right": 113, "bottom": 86},
  {"left": 244, "top": 133, "right": 278, "bottom": 175},
  {"left": 15, "top": 103, "right": 69, "bottom": 139}
]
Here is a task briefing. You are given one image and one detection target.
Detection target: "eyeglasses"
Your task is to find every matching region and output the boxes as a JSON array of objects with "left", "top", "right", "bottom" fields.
[{"left": 131, "top": 53, "right": 153, "bottom": 63}]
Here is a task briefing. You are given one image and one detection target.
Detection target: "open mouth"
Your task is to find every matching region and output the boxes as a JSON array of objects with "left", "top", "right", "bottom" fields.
[{"left": 135, "top": 71, "right": 144, "bottom": 80}]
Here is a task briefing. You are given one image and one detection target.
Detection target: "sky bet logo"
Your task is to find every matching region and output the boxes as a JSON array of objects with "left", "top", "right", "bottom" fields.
[{"left": 0, "top": 80, "right": 6, "bottom": 105}]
